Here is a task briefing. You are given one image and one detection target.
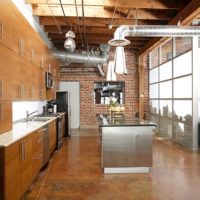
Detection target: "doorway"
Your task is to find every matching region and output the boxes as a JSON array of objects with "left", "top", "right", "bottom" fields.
[{"left": 59, "top": 81, "right": 80, "bottom": 129}]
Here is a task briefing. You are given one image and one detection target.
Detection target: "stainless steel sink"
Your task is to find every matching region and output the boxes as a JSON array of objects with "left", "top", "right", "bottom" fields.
[
  {"left": 31, "top": 117, "right": 52, "bottom": 122},
  {"left": 24, "top": 117, "right": 52, "bottom": 122}
]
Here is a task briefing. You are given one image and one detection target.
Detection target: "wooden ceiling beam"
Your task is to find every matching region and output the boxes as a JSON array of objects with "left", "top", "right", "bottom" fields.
[
  {"left": 44, "top": 25, "right": 116, "bottom": 34},
  {"left": 39, "top": 16, "right": 167, "bottom": 26},
  {"left": 25, "top": 0, "right": 182, "bottom": 10},
  {"left": 139, "top": 0, "right": 200, "bottom": 55}
]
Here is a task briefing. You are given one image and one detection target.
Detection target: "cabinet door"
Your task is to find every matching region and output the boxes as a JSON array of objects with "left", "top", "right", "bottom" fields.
[
  {"left": 39, "top": 68, "right": 46, "bottom": 100},
  {"left": 21, "top": 134, "right": 33, "bottom": 195},
  {"left": 4, "top": 140, "right": 22, "bottom": 200},
  {"left": 0, "top": 43, "right": 20, "bottom": 100},
  {"left": 32, "top": 129, "right": 43, "bottom": 179},
  {"left": 49, "top": 120, "right": 57, "bottom": 154},
  {"left": 20, "top": 59, "right": 34, "bottom": 100},
  {"left": 0, "top": 2, "right": 20, "bottom": 53},
  {"left": 0, "top": 101, "right": 12, "bottom": 134}
]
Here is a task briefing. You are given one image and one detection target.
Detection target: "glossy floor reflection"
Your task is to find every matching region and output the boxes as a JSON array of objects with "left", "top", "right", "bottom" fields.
[{"left": 25, "top": 129, "right": 200, "bottom": 200}]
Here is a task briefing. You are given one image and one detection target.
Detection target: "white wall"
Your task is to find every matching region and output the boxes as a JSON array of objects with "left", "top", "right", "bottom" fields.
[
  {"left": 59, "top": 82, "right": 80, "bottom": 129},
  {"left": 12, "top": 101, "right": 46, "bottom": 122}
]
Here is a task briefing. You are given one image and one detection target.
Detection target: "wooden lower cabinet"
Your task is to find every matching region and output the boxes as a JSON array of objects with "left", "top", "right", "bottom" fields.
[
  {"left": 49, "top": 120, "right": 57, "bottom": 155},
  {"left": 32, "top": 129, "right": 43, "bottom": 179},
  {"left": 0, "top": 101, "right": 12, "bottom": 134},
  {"left": 1, "top": 139, "right": 22, "bottom": 200},
  {"left": 0, "top": 129, "right": 44, "bottom": 200},
  {"left": 21, "top": 134, "right": 33, "bottom": 195}
]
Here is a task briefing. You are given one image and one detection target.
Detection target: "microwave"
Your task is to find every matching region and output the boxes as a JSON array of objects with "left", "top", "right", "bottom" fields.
[{"left": 46, "top": 72, "right": 54, "bottom": 88}]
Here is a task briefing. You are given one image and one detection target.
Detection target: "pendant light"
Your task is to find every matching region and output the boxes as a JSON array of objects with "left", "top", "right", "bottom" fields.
[
  {"left": 107, "top": 61, "right": 116, "bottom": 81},
  {"left": 113, "top": 47, "right": 127, "bottom": 74},
  {"left": 64, "top": 30, "right": 76, "bottom": 52}
]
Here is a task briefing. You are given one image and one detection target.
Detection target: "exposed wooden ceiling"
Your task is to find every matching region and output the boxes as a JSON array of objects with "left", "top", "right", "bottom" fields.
[{"left": 25, "top": 0, "right": 200, "bottom": 53}]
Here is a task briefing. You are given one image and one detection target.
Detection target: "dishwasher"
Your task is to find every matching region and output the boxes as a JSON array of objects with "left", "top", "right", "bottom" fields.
[{"left": 42, "top": 125, "right": 50, "bottom": 167}]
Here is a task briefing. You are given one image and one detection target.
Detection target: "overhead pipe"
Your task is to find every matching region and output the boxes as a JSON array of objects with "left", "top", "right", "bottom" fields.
[
  {"left": 53, "top": 44, "right": 110, "bottom": 76},
  {"left": 108, "top": 25, "right": 200, "bottom": 47}
]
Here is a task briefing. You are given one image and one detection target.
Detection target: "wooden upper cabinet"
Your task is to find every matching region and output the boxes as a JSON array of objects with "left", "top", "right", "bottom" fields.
[
  {"left": 0, "top": 2, "right": 20, "bottom": 54},
  {"left": 0, "top": 1, "right": 60, "bottom": 102}
]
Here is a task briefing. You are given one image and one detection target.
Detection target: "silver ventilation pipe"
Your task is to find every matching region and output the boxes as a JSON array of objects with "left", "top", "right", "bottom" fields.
[
  {"left": 54, "top": 44, "right": 110, "bottom": 76},
  {"left": 108, "top": 25, "right": 200, "bottom": 47}
]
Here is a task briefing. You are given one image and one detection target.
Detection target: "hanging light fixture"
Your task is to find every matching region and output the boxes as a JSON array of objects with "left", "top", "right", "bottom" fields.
[
  {"left": 107, "top": 61, "right": 116, "bottom": 81},
  {"left": 113, "top": 47, "right": 127, "bottom": 74},
  {"left": 64, "top": 30, "right": 76, "bottom": 52}
]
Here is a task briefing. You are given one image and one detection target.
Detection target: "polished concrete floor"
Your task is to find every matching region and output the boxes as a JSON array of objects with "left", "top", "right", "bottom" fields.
[{"left": 25, "top": 129, "right": 200, "bottom": 200}]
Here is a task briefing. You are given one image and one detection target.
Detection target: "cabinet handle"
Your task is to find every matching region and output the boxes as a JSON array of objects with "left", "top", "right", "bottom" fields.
[
  {"left": 21, "top": 141, "right": 25, "bottom": 160},
  {"left": 42, "top": 128, "right": 48, "bottom": 131},
  {"left": 35, "top": 154, "right": 42, "bottom": 160},
  {"left": 32, "top": 86, "right": 34, "bottom": 98},
  {"left": 0, "top": 20, "right": 3, "bottom": 40},
  {"left": 40, "top": 88, "right": 43, "bottom": 98},
  {"left": 35, "top": 138, "right": 42, "bottom": 143},
  {"left": 40, "top": 56, "right": 44, "bottom": 68},
  {"left": 0, "top": 79, "right": 3, "bottom": 97},
  {"left": 22, "top": 39, "right": 25, "bottom": 54},
  {"left": 0, "top": 103, "right": 3, "bottom": 121},
  {"left": 31, "top": 48, "right": 35, "bottom": 63},
  {"left": 18, "top": 39, "right": 21, "bottom": 54},
  {"left": 24, "top": 141, "right": 26, "bottom": 160},
  {"left": 48, "top": 64, "right": 51, "bottom": 73},
  {"left": 19, "top": 39, "right": 24, "bottom": 54},
  {"left": 20, "top": 84, "right": 23, "bottom": 99}
]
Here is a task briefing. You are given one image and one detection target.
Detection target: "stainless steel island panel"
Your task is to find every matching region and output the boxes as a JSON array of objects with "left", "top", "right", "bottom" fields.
[{"left": 102, "top": 126, "right": 153, "bottom": 168}]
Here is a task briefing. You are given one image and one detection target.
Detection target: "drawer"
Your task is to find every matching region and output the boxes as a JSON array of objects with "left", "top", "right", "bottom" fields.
[{"left": 32, "top": 152, "right": 43, "bottom": 179}]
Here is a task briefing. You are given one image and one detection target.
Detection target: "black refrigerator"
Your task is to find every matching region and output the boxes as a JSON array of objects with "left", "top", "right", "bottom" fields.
[{"left": 56, "top": 91, "right": 71, "bottom": 136}]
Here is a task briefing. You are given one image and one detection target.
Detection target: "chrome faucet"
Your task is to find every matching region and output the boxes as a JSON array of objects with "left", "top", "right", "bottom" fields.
[{"left": 26, "top": 110, "right": 38, "bottom": 120}]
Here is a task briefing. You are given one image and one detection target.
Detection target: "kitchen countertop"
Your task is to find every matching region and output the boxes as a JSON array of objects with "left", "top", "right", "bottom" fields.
[
  {"left": 0, "top": 117, "right": 57, "bottom": 147},
  {"left": 97, "top": 113, "right": 156, "bottom": 127}
]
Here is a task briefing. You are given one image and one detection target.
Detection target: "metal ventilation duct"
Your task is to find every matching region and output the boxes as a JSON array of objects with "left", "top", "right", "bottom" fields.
[
  {"left": 108, "top": 25, "right": 200, "bottom": 47},
  {"left": 54, "top": 44, "right": 110, "bottom": 76}
]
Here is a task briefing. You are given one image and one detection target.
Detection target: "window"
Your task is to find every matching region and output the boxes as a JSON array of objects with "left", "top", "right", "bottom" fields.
[
  {"left": 175, "top": 37, "right": 192, "bottom": 57},
  {"left": 160, "top": 39, "right": 172, "bottom": 63},
  {"left": 173, "top": 51, "right": 192, "bottom": 78},
  {"left": 94, "top": 82, "right": 125, "bottom": 105}
]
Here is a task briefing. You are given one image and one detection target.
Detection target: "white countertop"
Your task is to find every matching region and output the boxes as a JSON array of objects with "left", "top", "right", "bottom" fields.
[{"left": 0, "top": 117, "right": 57, "bottom": 147}]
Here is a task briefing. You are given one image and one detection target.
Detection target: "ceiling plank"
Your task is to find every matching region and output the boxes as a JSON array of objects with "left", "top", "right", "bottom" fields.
[
  {"left": 32, "top": 5, "right": 174, "bottom": 20},
  {"left": 32, "top": 5, "right": 123, "bottom": 18},
  {"left": 139, "top": 0, "right": 200, "bottom": 55},
  {"left": 126, "top": 9, "right": 175, "bottom": 20},
  {"left": 25, "top": 0, "right": 182, "bottom": 10},
  {"left": 39, "top": 16, "right": 167, "bottom": 26}
]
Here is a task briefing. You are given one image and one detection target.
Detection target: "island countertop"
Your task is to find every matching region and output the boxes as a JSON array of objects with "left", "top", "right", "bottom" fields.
[{"left": 97, "top": 113, "right": 157, "bottom": 127}]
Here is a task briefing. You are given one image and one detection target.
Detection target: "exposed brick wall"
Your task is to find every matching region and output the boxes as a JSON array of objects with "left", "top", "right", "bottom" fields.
[{"left": 60, "top": 48, "right": 148, "bottom": 128}]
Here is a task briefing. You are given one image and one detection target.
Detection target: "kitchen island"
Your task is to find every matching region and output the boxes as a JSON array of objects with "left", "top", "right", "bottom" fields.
[{"left": 97, "top": 113, "right": 156, "bottom": 173}]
